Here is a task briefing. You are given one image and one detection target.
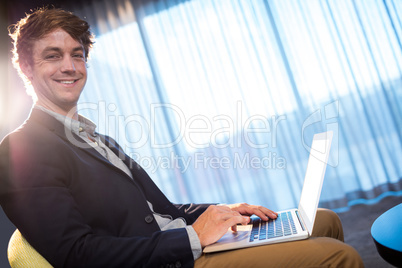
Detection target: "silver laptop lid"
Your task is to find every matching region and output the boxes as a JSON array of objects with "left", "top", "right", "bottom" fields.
[{"left": 298, "top": 131, "right": 333, "bottom": 235}]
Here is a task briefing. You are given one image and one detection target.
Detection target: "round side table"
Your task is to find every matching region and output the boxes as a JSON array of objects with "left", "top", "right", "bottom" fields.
[{"left": 371, "top": 203, "right": 402, "bottom": 267}]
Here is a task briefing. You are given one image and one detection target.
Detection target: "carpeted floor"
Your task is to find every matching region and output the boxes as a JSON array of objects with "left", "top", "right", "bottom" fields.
[{"left": 338, "top": 195, "right": 402, "bottom": 268}]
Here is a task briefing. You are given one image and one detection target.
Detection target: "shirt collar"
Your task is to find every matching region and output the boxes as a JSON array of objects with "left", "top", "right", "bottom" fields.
[{"left": 34, "top": 105, "right": 97, "bottom": 137}]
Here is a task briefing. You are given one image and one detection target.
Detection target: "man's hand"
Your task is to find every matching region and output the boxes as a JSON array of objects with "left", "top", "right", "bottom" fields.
[
  {"left": 226, "top": 203, "right": 278, "bottom": 221},
  {"left": 192, "top": 203, "right": 278, "bottom": 248},
  {"left": 192, "top": 205, "right": 250, "bottom": 247}
]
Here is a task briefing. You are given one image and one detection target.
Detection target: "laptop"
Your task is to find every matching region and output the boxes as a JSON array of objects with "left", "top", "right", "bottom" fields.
[{"left": 203, "top": 131, "right": 333, "bottom": 253}]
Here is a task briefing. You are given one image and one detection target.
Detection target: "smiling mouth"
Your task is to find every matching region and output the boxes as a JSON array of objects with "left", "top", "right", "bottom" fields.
[{"left": 56, "top": 79, "right": 79, "bottom": 84}]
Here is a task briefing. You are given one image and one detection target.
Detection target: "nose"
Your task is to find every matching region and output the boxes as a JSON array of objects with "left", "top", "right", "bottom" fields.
[{"left": 60, "top": 56, "right": 76, "bottom": 73}]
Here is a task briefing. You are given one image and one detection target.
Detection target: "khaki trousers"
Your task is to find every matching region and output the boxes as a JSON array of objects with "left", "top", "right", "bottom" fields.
[{"left": 195, "top": 209, "right": 363, "bottom": 268}]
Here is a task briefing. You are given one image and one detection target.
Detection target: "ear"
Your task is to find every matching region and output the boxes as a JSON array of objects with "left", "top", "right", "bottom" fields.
[{"left": 19, "top": 61, "right": 33, "bottom": 81}]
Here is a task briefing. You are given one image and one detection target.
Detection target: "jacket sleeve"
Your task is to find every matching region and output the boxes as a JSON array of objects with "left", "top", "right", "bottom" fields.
[
  {"left": 0, "top": 133, "right": 196, "bottom": 268},
  {"left": 174, "top": 203, "right": 214, "bottom": 225}
]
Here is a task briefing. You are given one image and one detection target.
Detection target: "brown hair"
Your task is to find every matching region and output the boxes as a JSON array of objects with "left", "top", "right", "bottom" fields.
[{"left": 9, "top": 7, "right": 95, "bottom": 94}]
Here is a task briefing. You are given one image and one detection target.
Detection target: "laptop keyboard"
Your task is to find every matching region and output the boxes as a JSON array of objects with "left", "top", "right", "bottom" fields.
[{"left": 249, "top": 211, "right": 298, "bottom": 242}]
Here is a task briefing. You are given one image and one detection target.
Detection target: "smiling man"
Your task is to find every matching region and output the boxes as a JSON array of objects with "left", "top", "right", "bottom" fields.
[{"left": 0, "top": 7, "right": 363, "bottom": 268}]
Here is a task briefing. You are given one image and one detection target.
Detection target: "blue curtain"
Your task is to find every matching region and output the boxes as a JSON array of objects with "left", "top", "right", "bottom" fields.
[{"left": 68, "top": 0, "right": 402, "bottom": 212}]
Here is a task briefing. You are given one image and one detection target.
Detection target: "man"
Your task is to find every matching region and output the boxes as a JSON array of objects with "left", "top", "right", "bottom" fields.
[{"left": 0, "top": 7, "right": 363, "bottom": 267}]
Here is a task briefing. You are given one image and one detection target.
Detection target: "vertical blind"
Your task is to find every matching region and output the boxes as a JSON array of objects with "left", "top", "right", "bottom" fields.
[{"left": 69, "top": 0, "right": 402, "bottom": 211}]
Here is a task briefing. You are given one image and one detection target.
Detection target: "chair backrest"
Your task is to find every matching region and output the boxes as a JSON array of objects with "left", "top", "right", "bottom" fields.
[{"left": 7, "top": 229, "right": 53, "bottom": 268}]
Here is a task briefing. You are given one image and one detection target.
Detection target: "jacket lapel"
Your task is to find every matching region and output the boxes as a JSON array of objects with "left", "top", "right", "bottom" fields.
[{"left": 28, "top": 109, "right": 124, "bottom": 174}]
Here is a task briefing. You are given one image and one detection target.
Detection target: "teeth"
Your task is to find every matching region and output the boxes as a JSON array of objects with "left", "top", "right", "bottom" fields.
[{"left": 59, "top": 80, "right": 75, "bottom": 84}]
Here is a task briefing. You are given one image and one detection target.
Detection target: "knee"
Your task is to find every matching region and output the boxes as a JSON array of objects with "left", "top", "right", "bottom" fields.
[
  {"left": 317, "top": 208, "right": 340, "bottom": 223},
  {"left": 313, "top": 209, "right": 344, "bottom": 240}
]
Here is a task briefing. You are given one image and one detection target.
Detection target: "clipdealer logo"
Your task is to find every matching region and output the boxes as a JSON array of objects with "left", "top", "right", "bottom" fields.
[{"left": 64, "top": 100, "right": 339, "bottom": 172}]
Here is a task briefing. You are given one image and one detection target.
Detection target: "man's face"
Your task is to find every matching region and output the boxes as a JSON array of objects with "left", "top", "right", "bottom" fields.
[{"left": 22, "top": 29, "right": 87, "bottom": 115}]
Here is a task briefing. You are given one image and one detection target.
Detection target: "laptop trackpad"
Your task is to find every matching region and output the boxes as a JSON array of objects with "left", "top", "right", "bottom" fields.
[{"left": 216, "top": 226, "right": 250, "bottom": 243}]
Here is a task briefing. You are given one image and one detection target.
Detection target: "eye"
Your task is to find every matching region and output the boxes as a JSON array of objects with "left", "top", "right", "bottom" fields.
[
  {"left": 45, "top": 54, "right": 60, "bottom": 60},
  {"left": 73, "top": 53, "right": 85, "bottom": 59}
]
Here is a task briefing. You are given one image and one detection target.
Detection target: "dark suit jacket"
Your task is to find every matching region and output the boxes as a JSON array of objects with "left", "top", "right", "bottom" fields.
[{"left": 0, "top": 109, "right": 210, "bottom": 268}]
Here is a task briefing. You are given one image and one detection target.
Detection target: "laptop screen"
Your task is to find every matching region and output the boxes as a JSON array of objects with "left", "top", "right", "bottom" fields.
[{"left": 298, "top": 131, "right": 333, "bottom": 235}]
